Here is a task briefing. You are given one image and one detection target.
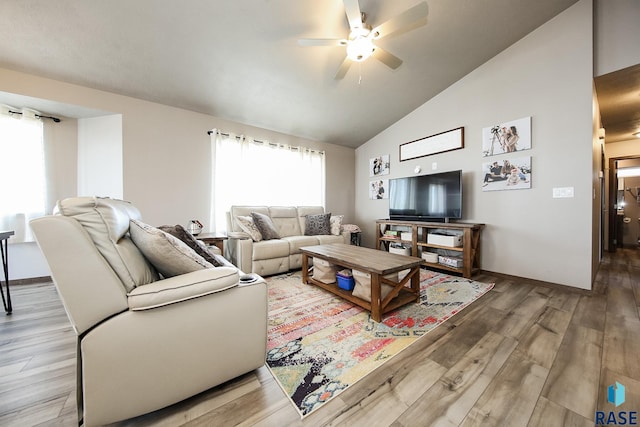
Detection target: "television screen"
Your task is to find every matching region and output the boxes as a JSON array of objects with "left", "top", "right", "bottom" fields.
[{"left": 389, "top": 170, "right": 462, "bottom": 221}]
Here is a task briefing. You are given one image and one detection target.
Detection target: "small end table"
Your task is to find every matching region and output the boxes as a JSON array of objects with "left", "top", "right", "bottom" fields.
[
  {"left": 1, "top": 231, "right": 15, "bottom": 314},
  {"left": 196, "top": 232, "right": 228, "bottom": 256}
]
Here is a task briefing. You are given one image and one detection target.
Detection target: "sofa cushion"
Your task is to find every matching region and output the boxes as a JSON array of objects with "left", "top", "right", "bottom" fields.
[
  {"left": 297, "top": 206, "right": 325, "bottom": 235},
  {"left": 252, "top": 239, "right": 290, "bottom": 260},
  {"left": 129, "top": 219, "right": 214, "bottom": 278},
  {"left": 158, "top": 224, "right": 223, "bottom": 267},
  {"left": 316, "top": 234, "right": 346, "bottom": 245},
  {"left": 235, "top": 215, "right": 263, "bottom": 242},
  {"left": 282, "top": 235, "right": 319, "bottom": 254},
  {"left": 127, "top": 267, "right": 239, "bottom": 310},
  {"left": 330, "top": 215, "right": 344, "bottom": 236},
  {"left": 251, "top": 212, "right": 280, "bottom": 240},
  {"left": 268, "top": 206, "right": 302, "bottom": 237},
  {"left": 304, "top": 213, "right": 331, "bottom": 236},
  {"left": 55, "top": 196, "right": 159, "bottom": 291},
  {"left": 229, "top": 206, "right": 269, "bottom": 232}
]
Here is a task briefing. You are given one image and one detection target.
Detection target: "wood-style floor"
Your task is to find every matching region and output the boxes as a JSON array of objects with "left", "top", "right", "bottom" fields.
[{"left": 1, "top": 249, "right": 639, "bottom": 426}]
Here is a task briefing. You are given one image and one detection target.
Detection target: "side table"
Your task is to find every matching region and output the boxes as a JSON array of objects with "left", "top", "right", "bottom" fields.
[
  {"left": 350, "top": 231, "right": 362, "bottom": 246},
  {"left": 1, "top": 230, "right": 15, "bottom": 314},
  {"left": 196, "top": 232, "right": 228, "bottom": 256}
]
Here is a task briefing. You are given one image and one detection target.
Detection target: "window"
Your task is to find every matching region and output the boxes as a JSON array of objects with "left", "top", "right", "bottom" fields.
[
  {"left": 0, "top": 111, "right": 46, "bottom": 242},
  {"left": 210, "top": 131, "right": 325, "bottom": 231}
]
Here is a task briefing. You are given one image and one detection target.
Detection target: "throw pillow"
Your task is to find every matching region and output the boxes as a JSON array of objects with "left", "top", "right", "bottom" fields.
[
  {"left": 330, "top": 215, "right": 344, "bottom": 236},
  {"left": 129, "top": 219, "right": 214, "bottom": 278},
  {"left": 250, "top": 212, "right": 280, "bottom": 240},
  {"left": 158, "top": 224, "right": 223, "bottom": 267},
  {"left": 305, "top": 213, "right": 331, "bottom": 236},
  {"left": 236, "top": 215, "right": 263, "bottom": 241}
]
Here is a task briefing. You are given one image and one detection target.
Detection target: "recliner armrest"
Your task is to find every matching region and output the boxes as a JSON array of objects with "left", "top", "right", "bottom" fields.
[{"left": 127, "top": 267, "right": 239, "bottom": 310}]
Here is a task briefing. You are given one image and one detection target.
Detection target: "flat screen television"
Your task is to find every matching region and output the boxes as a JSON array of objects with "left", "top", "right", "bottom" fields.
[{"left": 389, "top": 170, "right": 462, "bottom": 222}]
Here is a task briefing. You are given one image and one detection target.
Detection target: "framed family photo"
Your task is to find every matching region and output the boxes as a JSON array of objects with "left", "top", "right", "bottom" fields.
[
  {"left": 482, "top": 117, "right": 531, "bottom": 157},
  {"left": 369, "top": 155, "right": 390, "bottom": 177},
  {"left": 482, "top": 156, "right": 531, "bottom": 192},
  {"left": 369, "top": 179, "right": 389, "bottom": 199}
]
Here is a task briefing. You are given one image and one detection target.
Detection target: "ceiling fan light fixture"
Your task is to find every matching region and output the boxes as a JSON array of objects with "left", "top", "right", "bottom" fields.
[{"left": 347, "top": 35, "right": 375, "bottom": 62}]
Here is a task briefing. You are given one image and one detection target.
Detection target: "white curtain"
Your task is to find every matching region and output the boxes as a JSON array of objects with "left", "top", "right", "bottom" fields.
[
  {"left": 210, "top": 130, "right": 325, "bottom": 231},
  {"left": 0, "top": 109, "right": 46, "bottom": 242}
]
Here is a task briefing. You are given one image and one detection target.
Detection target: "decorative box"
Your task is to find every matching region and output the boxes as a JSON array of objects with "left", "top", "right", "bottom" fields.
[
  {"left": 336, "top": 269, "right": 355, "bottom": 291},
  {"left": 438, "top": 255, "right": 464, "bottom": 268},
  {"left": 422, "top": 252, "right": 439, "bottom": 263},
  {"left": 427, "top": 233, "right": 463, "bottom": 247},
  {"left": 389, "top": 243, "right": 411, "bottom": 256},
  {"left": 400, "top": 232, "right": 413, "bottom": 241}
]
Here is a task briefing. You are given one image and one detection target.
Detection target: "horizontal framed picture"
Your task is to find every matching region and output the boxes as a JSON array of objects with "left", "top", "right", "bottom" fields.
[
  {"left": 400, "top": 127, "right": 464, "bottom": 161},
  {"left": 482, "top": 157, "right": 531, "bottom": 191},
  {"left": 482, "top": 117, "right": 531, "bottom": 157}
]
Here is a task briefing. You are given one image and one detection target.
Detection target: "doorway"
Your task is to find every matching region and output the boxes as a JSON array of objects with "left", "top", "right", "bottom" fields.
[{"left": 607, "top": 157, "right": 640, "bottom": 252}]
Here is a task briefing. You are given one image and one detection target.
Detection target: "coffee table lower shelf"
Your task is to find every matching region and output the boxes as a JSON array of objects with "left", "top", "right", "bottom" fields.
[{"left": 303, "top": 276, "right": 420, "bottom": 320}]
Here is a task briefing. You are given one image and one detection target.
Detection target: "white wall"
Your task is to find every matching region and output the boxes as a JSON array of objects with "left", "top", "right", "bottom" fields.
[
  {"left": 0, "top": 68, "right": 355, "bottom": 279},
  {"left": 594, "top": 0, "right": 640, "bottom": 76},
  {"left": 78, "top": 115, "right": 123, "bottom": 198},
  {"left": 356, "top": 0, "right": 594, "bottom": 289},
  {"left": 44, "top": 116, "right": 78, "bottom": 208}
]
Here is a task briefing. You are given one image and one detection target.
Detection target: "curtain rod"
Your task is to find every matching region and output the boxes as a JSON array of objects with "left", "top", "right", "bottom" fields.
[
  {"left": 207, "top": 130, "right": 324, "bottom": 155},
  {"left": 207, "top": 130, "right": 264, "bottom": 144},
  {"left": 6, "top": 109, "right": 61, "bottom": 123}
]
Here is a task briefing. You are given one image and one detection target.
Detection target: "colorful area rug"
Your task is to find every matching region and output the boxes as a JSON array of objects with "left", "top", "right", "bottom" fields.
[{"left": 265, "top": 269, "right": 494, "bottom": 418}]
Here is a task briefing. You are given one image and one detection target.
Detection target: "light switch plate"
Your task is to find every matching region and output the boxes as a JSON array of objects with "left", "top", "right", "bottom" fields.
[{"left": 553, "top": 187, "right": 574, "bottom": 198}]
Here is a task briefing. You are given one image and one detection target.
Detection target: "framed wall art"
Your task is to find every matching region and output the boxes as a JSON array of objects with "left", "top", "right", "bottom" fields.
[
  {"left": 399, "top": 127, "right": 464, "bottom": 161},
  {"left": 481, "top": 156, "right": 531, "bottom": 192},
  {"left": 482, "top": 116, "right": 531, "bottom": 157},
  {"left": 369, "top": 155, "right": 390, "bottom": 177},
  {"left": 369, "top": 179, "right": 388, "bottom": 200}
]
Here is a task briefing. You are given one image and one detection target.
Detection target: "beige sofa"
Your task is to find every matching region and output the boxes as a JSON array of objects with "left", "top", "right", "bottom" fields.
[
  {"left": 31, "top": 197, "right": 267, "bottom": 426},
  {"left": 226, "top": 206, "right": 350, "bottom": 276}
]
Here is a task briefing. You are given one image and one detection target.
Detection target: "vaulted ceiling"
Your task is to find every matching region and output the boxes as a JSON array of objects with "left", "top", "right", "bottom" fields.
[{"left": 0, "top": 0, "right": 590, "bottom": 148}]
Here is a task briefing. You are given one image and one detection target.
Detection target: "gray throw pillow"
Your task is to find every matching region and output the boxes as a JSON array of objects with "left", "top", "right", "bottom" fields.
[
  {"left": 158, "top": 224, "right": 223, "bottom": 267},
  {"left": 130, "top": 219, "right": 214, "bottom": 278},
  {"left": 250, "top": 212, "right": 280, "bottom": 240},
  {"left": 305, "top": 213, "right": 331, "bottom": 236}
]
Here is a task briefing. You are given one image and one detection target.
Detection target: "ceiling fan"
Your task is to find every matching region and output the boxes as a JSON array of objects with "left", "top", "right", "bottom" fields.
[{"left": 298, "top": 0, "right": 429, "bottom": 79}]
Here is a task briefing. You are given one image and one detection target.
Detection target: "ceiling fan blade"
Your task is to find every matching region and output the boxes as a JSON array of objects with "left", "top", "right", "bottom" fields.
[
  {"left": 334, "top": 57, "right": 352, "bottom": 80},
  {"left": 372, "top": 47, "right": 403, "bottom": 69},
  {"left": 370, "top": 1, "right": 428, "bottom": 39},
  {"left": 298, "top": 38, "right": 347, "bottom": 47},
  {"left": 343, "top": 0, "right": 363, "bottom": 29}
]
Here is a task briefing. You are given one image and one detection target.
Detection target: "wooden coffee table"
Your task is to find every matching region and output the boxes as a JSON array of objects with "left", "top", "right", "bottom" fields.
[{"left": 300, "top": 243, "right": 423, "bottom": 322}]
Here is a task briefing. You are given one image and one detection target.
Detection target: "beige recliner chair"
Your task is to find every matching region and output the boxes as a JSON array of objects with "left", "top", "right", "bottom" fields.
[{"left": 30, "top": 197, "right": 267, "bottom": 426}]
